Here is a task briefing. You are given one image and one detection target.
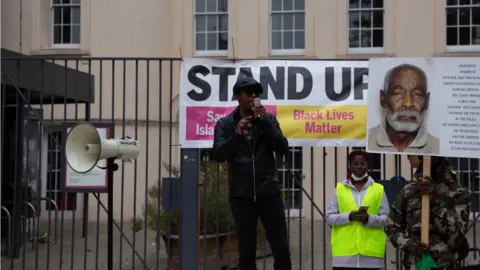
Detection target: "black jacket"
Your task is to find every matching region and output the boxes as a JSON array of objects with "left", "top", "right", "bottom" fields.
[{"left": 211, "top": 80, "right": 289, "bottom": 199}]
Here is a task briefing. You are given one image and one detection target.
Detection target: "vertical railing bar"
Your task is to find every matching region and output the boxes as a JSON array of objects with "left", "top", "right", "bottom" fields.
[
  {"left": 58, "top": 60, "right": 69, "bottom": 270},
  {"left": 297, "top": 147, "right": 302, "bottom": 270},
  {"left": 214, "top": 162, "right": 220, "bottom": 269},
  {"left": 21, "top": 60, "right": 29, "bottom": 270},
  {"left": 48, "top": 59, "right": 57, "bottom": 270},
  {"left": 202, "top": 156, "right": 208, "bottom": 269},
  {"left": 118, "top": 59, "right": 127, "bottom": 270},
  {"left": 311, "top": 146, "right": 316, "bottom": 270},
  {"left": 155, "top": 60, "right": 163, "bottom": 270},
  {"left": 143, "top": 59, "right": 151, "bottom": 266},
  {"left": 167, "top": 61, "right": 174, "bottom": 267},
  {"left": 131, "top": 59, "right": 140, "bottom": 269},
  {"left": 322, "top": 147, "right": 327, "bottom": 270},
  {"left": 34, "top": 59, "right": 44, "bottom": 270},
  {"left": 69, "top": 59, "right": 80, "bottom": 270}
]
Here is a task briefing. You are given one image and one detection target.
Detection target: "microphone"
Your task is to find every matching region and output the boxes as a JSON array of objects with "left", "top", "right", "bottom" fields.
[
  {"left": 254, "top": 97, "right": 262, "bottom": 111},
  {"left": 244, "top": 98, "right": 261, "bottom": 140}
]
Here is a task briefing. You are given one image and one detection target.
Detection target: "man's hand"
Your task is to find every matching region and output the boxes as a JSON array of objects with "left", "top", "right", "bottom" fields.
[
  {"left": 413, "top": 176, "right": 437, "bottom": 200},
  {"left": 349, "top": 211, "right": 368, "bottom": 222},
  {"left": 253, "top": 105, "right": 267, "bottom": 120},
  {"left": 235, "top": 116, "right": 252, "bottom": 136},
  {"left": 405, "top": 239, "right": 429, "bottom": 258}
]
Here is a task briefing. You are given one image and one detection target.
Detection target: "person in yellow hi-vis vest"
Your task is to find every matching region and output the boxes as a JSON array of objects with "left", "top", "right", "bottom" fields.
[{"left": 326, "top": 150, "right": 390, "bottom": 270}]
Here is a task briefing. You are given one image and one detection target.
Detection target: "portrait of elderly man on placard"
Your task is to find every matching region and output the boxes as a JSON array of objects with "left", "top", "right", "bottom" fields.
[{"left": 367, "top": 63, "right": 440, "bottom": 154}]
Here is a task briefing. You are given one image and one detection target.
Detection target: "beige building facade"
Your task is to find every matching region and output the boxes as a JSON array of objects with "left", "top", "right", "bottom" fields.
[{"left": 1, "top": 0, "right": 479, "bottom": 221}]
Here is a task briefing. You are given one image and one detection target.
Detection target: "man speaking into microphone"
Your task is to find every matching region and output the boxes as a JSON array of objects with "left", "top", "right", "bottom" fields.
[{"left": 212, "top": 77, "right": 292, "bottom": 270}]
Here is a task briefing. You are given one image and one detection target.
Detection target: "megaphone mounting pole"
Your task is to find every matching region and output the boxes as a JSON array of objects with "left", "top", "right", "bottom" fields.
[{"left": 97, "top": 158, "right": 119, "bottom": 171}]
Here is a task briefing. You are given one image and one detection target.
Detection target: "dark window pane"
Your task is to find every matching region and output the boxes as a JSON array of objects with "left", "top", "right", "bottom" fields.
[
  {"left": 349, "top": 0, "right": 360, "bottom": 9},
  {"left": 372, "top": 0, "right": 383, "bottom": 8},
  {"left": 272, "top": 14, "right": 282, "bottom": 30},
  {"left": 61, "top": 0, "right": 70, "bottom": 3},
  {"left": 360, "top": 30, "right": 372, "bottom": 47},
  {"left": 206, "top": 33, "right": 217, "bottom": 50},
  {"left": 46, "top": 191, "right": 56, "bottom": 210},
  {"left": 293, "top": 147, "right": 303, "bottom": 168},
  {"left": 272, "top": 0, "right": 282, "bottom": 11},
  {"left": 196, "top": 15, "right": 206, "bottom": 31},
  {"left": 294, "top": 0, "right": 305, "bottom": 10},
  {"left": 218, "top": 0, "right": 228, "bottom": 12},
  {"left": 459, "top": 8, "right": 470, "bottom": 25},
  {"left": 283, "top": 0, "right": 293, "bottom": 11},
  {"left": 62, "top": 26, "right": 71, "bottom": 43},
  {"left": 53, "top": 7, "right": 62, "bottom": 24},
  {"left": 294, "top": 30, "right": 305, "bottom": 49},
  {"left": 294, "top": 13, "right": 305, "bottom": 30},
  {"left": 207, "top": 15, "right": 217, "bottom": 31},
  {"left": 447, "top": 0, "right": 458, "bottom": 5},
  {"left": 196, "top": 0, "right": 205, "bottom": 12},
  {"left": 53, "top": 0, "right": 61, "bottom": 4},
  {"left": 474, "top": 0, "right": 480, "bottom": 4},
  {"left": 473, "top": 7, "right": 480, "bottom": 24},
  {"left": 71, "top": 0, "right": 80, "bottom": 3},
  {"left": 446, "top": 8, "right": 458, "bottom": 26},
  {"left": 72, "top": 25, "right": 80, "bottom": 43},
  {"left": 283, "top": 31, "right": 294, "bottom": 49},
  {"left": 372, "top": 29, "right": 383, "bottom": 47},
  {"left": 196, "top": 33, "right": 206, "bottom": 50},
  {"left": 349, "top": 30, "right": 360, "bottom": 48},
  {"left": 459, "top": 27, "right": 470, "bottom": 44},
  {"left": 372, "top": 10, "right": 383, "bottom": 27},
  {"left": 349, "top": 11, "right": 360, "bottom": 28},
  {"left": 459, "top": 0, "right": 470, "bottom": 5},
  {"left": 271, "top": 31, "right": 282, "bottom": 49},
  {"left": 294, "top": 190, "right": 302, "bottom": 208},
  {"left": 473, "top": 26, "right": 480, "bottom": 44},
  {"left": 72, "top": 7, "right": 80, "bottom": 24},
  {"left": 53, "top": 25, "right": 62, "bottom": 43},
  {"left": 62, "top": 7, "right": 71, "bottom": 24},
  {"left": 283, "top": 14, "right": 294, "bottom": 30},
  {"left": 472, "top": 195, "right": 479, "bottom": 212},
  {"left": 361, "top": 0, "right": 372, "bottom": 8},
  {"left": 361, "top": 11, "right": 372, "bottom": 27},
  {"left": 218, "top": 33, "right": 228, "bottom": 50},
  {"left": 206, "top": 0, "right": 216, "bottom": 12},
  {"left": 446, "top": 27, "right": 458, "bottom": 45},
  {"left": 219, "top": 15, "right": 228, "bottom": 31}
]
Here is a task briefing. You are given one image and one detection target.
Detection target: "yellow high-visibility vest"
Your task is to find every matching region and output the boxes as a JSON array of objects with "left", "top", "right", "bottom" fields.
[{"left": 331, "top": 182, "right": 387, "bottom": 258}]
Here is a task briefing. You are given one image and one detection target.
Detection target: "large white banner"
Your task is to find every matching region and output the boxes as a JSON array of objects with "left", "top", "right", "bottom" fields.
[
  {"left": 179, "top": 59, "right": 369, "bottom": 148},
  {"left": 366, "top": 57, "right": 480, "bottom": 158}
]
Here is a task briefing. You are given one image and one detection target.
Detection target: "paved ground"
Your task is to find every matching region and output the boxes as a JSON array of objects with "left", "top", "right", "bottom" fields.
[{"left": 2, "top": 219, "right": 480, "bottom": 270}]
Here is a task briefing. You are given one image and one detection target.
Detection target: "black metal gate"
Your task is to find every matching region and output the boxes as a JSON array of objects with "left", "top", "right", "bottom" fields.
[{"left": 1, "top": 56, "right": 479, "bottom": 270}]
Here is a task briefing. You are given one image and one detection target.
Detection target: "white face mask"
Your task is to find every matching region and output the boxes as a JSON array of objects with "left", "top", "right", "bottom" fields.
[{"left": 351, "top": 172, "right": 368, "bottom": 181}]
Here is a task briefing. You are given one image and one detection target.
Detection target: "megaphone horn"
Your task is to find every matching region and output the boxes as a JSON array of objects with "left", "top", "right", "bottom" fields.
[{"left": 65, "top": 122, "right": 141, "bottom": 173}]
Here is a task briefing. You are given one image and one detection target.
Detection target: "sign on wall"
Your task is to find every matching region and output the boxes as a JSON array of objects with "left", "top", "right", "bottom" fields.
[
  {"left": 179, "top": 59, "right": 369, "bottom": 148},
  {"left": 366, "top": 57, "right": 480, "bottom": 158}
]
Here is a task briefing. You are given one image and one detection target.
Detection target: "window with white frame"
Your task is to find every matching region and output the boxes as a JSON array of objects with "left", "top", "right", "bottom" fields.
[
  {"left": 348, "top": 0, "right": 384, "bottom": 52},
  {"left": 270, "top": 0, "right": 305, "bottom": 54},
  {"left": 51, "top": 0, "right": 81, "bottom": 46},
  {"left": 446, "top": 0, "right": 480, "bottom": 51},
  {"left": 194, "top": 0, "right": 228, "bottom": 54},
  {"left": 276, "top": 147, "right": 303, "bottom": 213}
]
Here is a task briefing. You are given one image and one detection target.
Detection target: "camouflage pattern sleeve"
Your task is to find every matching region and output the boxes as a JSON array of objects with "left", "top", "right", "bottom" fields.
[
  {"left": 431, "top": 181, "right": 472, "bottom": 249},
  {"left": 386, "top": 186, "right": 411, "bottom": 251}
]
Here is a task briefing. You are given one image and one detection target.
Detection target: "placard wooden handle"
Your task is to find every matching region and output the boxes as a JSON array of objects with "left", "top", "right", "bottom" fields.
[{"left": 421, "top": 156, "right": 431, "bottom": 244}]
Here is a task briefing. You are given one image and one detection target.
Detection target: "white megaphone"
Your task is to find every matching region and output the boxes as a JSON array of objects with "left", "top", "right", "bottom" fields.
[{"left": 65, "top": 123, "right": 141, "bottom": 173}]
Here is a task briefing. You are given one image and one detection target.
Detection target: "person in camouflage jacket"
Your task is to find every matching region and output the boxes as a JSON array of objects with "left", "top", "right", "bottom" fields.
[{"left": 386, "top": 155, "right": 473, "bottom": 270}]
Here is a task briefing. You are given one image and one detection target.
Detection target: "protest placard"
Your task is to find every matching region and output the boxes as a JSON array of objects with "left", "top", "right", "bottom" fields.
[
  {"left": 179, "top": 59, "right": 369, "bottom": 148},
  {"left": 366, "top": 57, "right": 480, "bottom": 159}
]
